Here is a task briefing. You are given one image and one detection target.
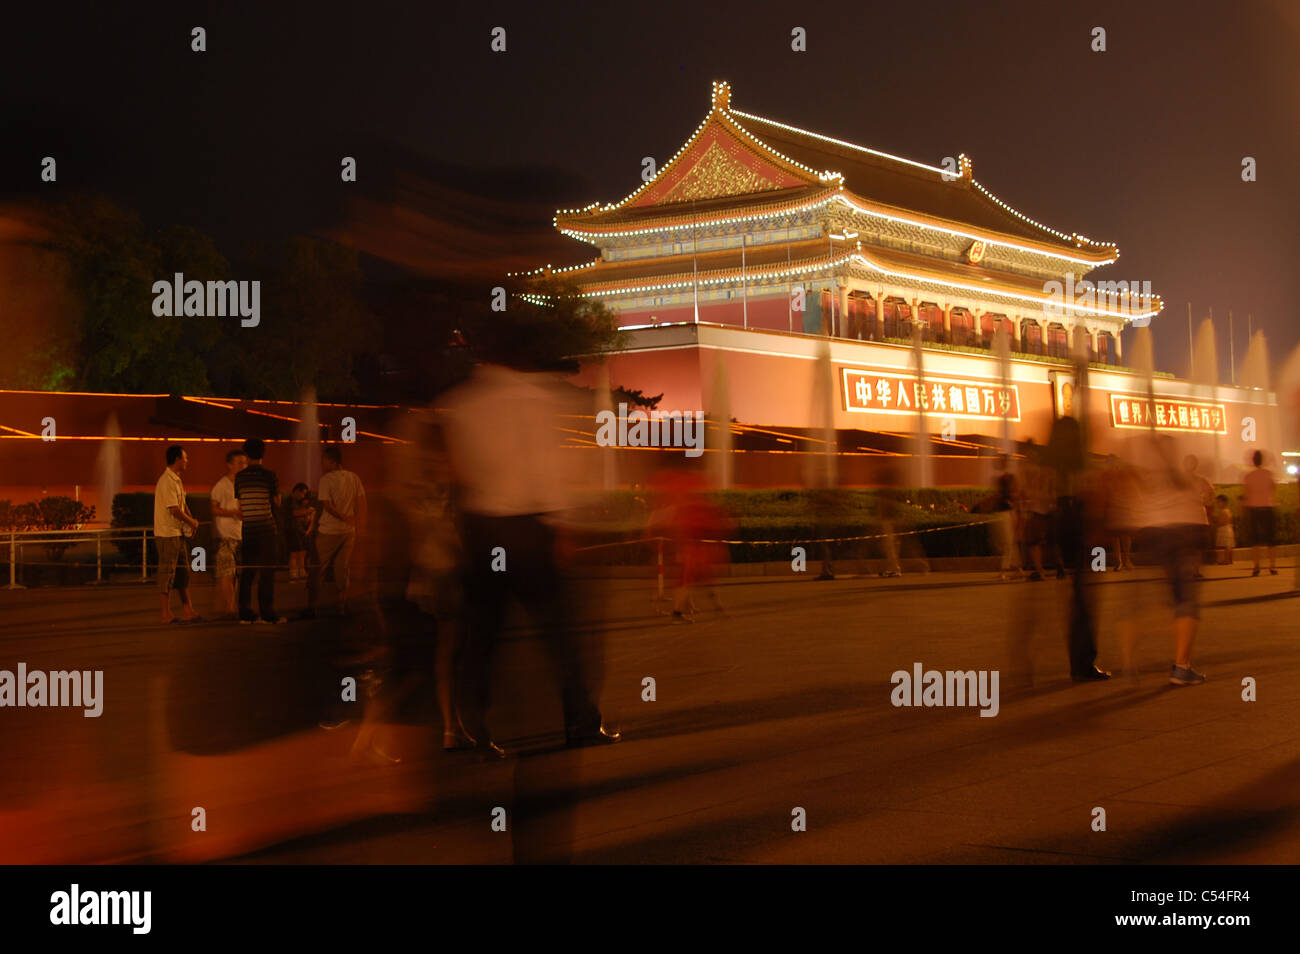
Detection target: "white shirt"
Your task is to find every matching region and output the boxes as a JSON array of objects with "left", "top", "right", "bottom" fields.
[
  {"left": 318, "top": 468, "right": 365, "bottom": 535},
  {"left": 1131, "top": 437, "right": 1207, "bottom": 528},
  {"left": 154, "top": 468, "right": 188, "bottom": 538},
  {"left": 439, "top": 364, "right": 574, "bottom": 517},
  {"left": 210, "top": 475, "right": 241, "bottom": 541}
]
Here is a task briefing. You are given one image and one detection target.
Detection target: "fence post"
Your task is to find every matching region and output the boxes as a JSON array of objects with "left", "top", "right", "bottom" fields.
[
  {"left": 141, "top": 529, "right": 148, "bottom": 583},
  {"left": 655, "top": 536, "right": 665, "bottom": 604},
  {"left": 94, "top": 532, "right": 103, "bottom": 584},
  {"left": 5, "top": 530, "right": 24, "bottom": 590}
]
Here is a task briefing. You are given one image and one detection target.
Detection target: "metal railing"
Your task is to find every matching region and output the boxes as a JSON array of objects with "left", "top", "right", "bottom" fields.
[{"left": 3, "top": 526, "right": 156, "bottom": 589}]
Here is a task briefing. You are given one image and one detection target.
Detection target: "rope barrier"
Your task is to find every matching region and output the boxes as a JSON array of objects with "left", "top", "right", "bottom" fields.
[
  {"left": 573, "top": 518, "right": 1000, "bottom": 551},
  {"left": 3, "top": 520, "right": 1002, "bottom": 579}
]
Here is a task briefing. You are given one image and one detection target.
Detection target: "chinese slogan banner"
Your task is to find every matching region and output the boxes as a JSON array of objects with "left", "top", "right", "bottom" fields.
[
  {"left": 841, "top": 368, "right": 1020, "bottom": 421},
  {"left": 1109, "top": 393, "right": 1227, "bottom": 434}
]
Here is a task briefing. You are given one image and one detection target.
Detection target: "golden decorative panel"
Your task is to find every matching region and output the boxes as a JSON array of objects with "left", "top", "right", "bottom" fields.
[{"left": 661, "top": 141, "right": 778, "bottom": 204}]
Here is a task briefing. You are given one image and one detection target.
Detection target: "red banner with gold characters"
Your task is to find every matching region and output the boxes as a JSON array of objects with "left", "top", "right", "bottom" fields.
[
  {"left": 841, "top": 368, "right": 1020, "bottom": 421},
  {"left": 1109, "top": 393, "right": 1227, "bottom": 434}
]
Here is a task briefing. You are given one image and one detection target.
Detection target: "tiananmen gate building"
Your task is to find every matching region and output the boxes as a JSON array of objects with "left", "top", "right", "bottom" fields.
[{"left": 527, "top": 82, "right": 1278, "bottom": 485}]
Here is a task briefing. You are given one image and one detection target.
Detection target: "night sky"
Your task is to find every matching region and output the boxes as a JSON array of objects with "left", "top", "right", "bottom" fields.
[{"left": 2, "top": 0, "right": 1297, "bottom": 378}]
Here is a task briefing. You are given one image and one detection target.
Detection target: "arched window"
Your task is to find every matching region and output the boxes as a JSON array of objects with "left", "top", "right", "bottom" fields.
[
  {"left": 847, "top": 292, "right": 875, "bottom": 340},
  {"left": 980, "top": 313, "right": 1007, "bottom": 348},
  {"left": 1047, "top": 323, "right": 1069, "bottom": 358},
  {"left": 860, "top": 294, "right": 878, "bottom": 340},
  {"left": 883, "top": 297, "right": 911, "bottom": 339},
  {"left": 948, "top": 307, "right": 974, "bottom": 347},
  {"left": 917, "top": 302, "right": 941, "bottom": 343},
  {"left": 1021, "top": 319, "right": 1043, "bottom": 355},
  {"left": 1095, "top": 331, "right": 1113, "bottom": 365}
]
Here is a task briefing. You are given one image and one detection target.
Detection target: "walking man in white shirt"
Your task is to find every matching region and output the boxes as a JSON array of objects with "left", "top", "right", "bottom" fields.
[
  {"left": 209, "top": 448, "right": 246, "bottom": 617},
  {"left": 306, "top": 446, "right": 366, "bottom": 617},
  {"left": 441, "top": 361, "right": 619, "bottom": 753},
  {"left": 155, "top": 445, "right": 201, "bottom": 623}
]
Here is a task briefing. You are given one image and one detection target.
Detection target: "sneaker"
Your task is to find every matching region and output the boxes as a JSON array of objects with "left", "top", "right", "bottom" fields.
[{"left": 1169, "top": 665, "right": 1206, "bottom": 686}]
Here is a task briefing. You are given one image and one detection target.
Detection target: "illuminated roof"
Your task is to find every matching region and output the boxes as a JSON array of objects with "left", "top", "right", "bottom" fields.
[{"left": 554, "top": 82, "right": 1117, "bottom": 263}]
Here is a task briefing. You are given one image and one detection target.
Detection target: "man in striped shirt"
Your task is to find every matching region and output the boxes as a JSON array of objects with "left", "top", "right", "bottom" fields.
[{"left": 234, "top": 437, "right": 285, "bottom": 624}]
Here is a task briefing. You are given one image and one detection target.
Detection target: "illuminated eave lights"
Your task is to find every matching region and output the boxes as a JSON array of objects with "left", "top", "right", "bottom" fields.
[
  {"left": 570, "top": 246, "right": 1163, "bottom": 322},
  {"left": 556, "top": 191, "right": 1117, "bottom": 268},
  {"left": 506, "top": 258, "right": 602, "bottom": 279}
]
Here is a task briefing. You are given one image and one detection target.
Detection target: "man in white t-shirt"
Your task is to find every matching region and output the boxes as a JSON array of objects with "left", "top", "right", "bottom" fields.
[
  {"left": 155, "top": 445, "right": 201, "bottom": 623},
  {"left": 209, "top": 449, "right": 246, "bottom": 617},
  {"left": 306, "top": 445, "right": 366, "bottom": 617}
]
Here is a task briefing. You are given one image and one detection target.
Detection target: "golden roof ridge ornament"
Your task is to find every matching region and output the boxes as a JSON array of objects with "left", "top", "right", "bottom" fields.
[{"left": 711, "top": 80, "right": 732, "bottom": 111}]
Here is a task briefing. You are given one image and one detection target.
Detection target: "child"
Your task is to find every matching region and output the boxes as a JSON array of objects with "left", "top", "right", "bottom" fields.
[
  {"left": 283, "top": 483, "right": 315, "bottom": 580},
  {"left": 1213, "top": 494, "right": 1235, "bottom": 565}
]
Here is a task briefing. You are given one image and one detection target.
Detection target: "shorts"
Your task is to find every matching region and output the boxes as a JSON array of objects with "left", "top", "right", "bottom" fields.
[
  {"left": 1138, "top": 524, "right": 1201, "bottom": 619},
  {"left": 157, "top": 534, "right": 188, "bottom": 595},
  {"left": 1248, "top": 507, "right": 1275, "bottom": 546},
  {"left": 316, "top": 532, "right": 355, "bottom": 591},
  {"left": 1214, "top": 525, "right": 1235, "bottom": 550},
  {"left": 215, "top": 538, "right": 240, "bottom": 579}
]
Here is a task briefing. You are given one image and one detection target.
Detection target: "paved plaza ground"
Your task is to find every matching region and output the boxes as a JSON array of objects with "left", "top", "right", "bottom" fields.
[{"left": 1, "top": 561, "right": 1297, "bottom": 864}]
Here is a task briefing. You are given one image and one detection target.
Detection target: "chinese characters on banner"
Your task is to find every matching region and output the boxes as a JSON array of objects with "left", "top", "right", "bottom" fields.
[
  {"left": 1109, "top": 394, "right": 1227, "bottom": 434},
  {"left": 841, "top": 368, "right": 1020, "bottom": 421}
]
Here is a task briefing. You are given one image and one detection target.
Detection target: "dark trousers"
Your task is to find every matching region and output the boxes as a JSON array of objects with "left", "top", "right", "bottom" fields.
[
  {"left": 238, "top": 526, "right": 278, "bottom": 621},
  {"left": 1057, "top": 495, "right": 1100, "bottom": 676},
  {"left": 458, "top": 512, "right": 601, "bottom": 740}
]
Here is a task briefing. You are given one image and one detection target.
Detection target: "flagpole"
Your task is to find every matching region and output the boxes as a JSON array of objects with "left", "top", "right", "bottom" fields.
[
  {"left": 741, "top": 231, "right": 748, "bottom": 330},
  {"left": 1229, "top": 309, "right": 1236, "bottom": 386},
  {"left": 786, "top": 240, "right": 792, "bottom": 333},
  {"left": 826, "top": 223, "right": 835, "bottom": 338},
  {"left": 1208, "top": 306, "right": 1214, "bottom": 385},
  {"left": 692, "top": 199, "right": 699, "bottom": 324}
]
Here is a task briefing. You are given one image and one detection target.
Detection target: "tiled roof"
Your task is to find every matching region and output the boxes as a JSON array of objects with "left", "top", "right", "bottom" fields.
[{"left": 552, "top": 86, "right": 1115, "bottom": 261}]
